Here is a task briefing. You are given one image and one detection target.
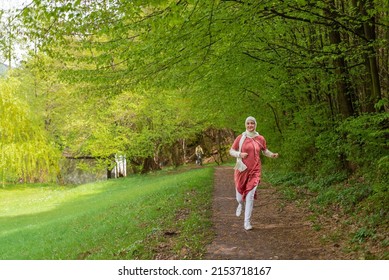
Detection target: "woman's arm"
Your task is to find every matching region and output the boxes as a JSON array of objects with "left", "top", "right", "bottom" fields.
[
  {"left": 229, "top": 148, "right": 240, "bottom": 158},
  {"left": 230, "top": 135, "right": 242, "bottom": 158},
  {"left": 262, "top": 149, "right": 279, "bottom": 158},
  {"left": 230, "top": 149, "right": 249, "bottom": 159}
]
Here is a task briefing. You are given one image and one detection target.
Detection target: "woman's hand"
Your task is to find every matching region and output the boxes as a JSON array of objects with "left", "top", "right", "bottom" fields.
[
  {"left": 240, "top": 152, "right": 248, "bottom": 159},
  {"left": 272, "top": 153, "right": 279, "bottom": 158}
]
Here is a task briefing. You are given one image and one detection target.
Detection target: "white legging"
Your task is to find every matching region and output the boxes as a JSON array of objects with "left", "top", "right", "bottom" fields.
[{"left": 236, "top": 186, "right": 257, "bottom": 224}]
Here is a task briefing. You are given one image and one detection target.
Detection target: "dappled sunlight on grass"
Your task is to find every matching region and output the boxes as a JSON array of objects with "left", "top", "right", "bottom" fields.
[
  {"left": 0, "top": 167, "right": 214, "bottom": 259},
  {"left": 0, "top": 181, "right": 109, "bottom": 218}
]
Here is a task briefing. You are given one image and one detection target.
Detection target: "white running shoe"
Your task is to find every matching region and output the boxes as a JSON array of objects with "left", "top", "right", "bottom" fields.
[
  {"left": 244, "top": 222, "right": 253, "bottom": 230},
  {"left": 236, "top": 203, "right": 242, "bottom": 217}
]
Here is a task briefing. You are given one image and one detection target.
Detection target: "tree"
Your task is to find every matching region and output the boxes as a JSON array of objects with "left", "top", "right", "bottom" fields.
[
  {"left": 16, "top": 0, "right": 388, "bottom": 179},
  {"left": 0, "top": 76, "right": 60, "bottom": 185}
]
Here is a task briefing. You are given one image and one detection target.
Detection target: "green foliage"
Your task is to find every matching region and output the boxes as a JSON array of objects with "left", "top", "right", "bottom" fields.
[
  {"left": 313, "top": 130, "right": 344, "bottom": 175},
  {"left": 266, "top": 167, "right": 388, "bottom": 258},
  {"left": 265, "top": 170, "right": 310, "bottom": 188},
  {"left": 266, "top": 170, "right": 371, "bottom": 213},
  {"left": 336, "top": 113, "right": 389, "bottom": 182},
  {"left": 278, "top": 111, "right": 388, "bottom": 189},
  {"left": 278, "top": 104, "right": 333, "bottom": 173},
  {"left": 306, "top": 172, "right": 347, "bottom": 193},
  {"left": 0, "top": 76, "right": 60, "bottom": 184},
  {"left": 317, "top": 183, "right": 372, "bottom": 214},
  {"left": 361, "top": 182, "right": 389, "bottom": 219}
]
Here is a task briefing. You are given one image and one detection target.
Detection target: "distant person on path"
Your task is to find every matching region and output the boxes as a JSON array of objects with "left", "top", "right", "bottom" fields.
[
  {"left": 229, "top": 116, "right": 279, "bottom": 230},
  {"left": 195, "top": 145, "right": 204, "bottom": 165}
]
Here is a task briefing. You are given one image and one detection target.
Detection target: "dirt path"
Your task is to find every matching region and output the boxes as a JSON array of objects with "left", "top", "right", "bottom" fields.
[{"left": 205, "top": 166, "right": 346, "bottom": 260}]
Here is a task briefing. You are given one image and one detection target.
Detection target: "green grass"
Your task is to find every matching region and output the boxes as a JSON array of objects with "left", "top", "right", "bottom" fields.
[{"left": 0, "top": 167, "right": 214, "bottom": 260}]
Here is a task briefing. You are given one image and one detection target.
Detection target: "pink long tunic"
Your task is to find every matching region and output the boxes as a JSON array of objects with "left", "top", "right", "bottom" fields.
[{"left": 231, "top": 134, "right": 267, "bottom": 201}]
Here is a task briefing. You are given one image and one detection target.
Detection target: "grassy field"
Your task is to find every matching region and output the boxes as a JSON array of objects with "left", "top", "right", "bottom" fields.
[{"left": 0, "top": 167, "right": 214, "bottom": 260}]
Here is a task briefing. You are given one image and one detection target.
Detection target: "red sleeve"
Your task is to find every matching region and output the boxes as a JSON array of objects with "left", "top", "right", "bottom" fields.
[
  {"left": 231, "top": 134, "right": 242, "bottom": 150},
  {"left": 255, "top": 135, "right": 267, "bottom": 151},
  {"left": 262, "top": 137, "right": 267, "bottom": 151}
]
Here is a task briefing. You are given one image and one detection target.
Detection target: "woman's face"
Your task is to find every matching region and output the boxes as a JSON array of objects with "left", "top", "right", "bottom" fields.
[{"left": 246, "top": 120, "right": 256, "bottom": 132}]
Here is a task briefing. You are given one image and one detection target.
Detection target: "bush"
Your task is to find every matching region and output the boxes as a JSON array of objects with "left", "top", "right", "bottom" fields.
[
  {"left": 337, "top": 113, "right": 389, "bottom": 182},
  {"left": 278, "top": 104, "right": 330, "bottom": 173},
  {"left": 313, "top": 130, "right": 345, "bottom": 176},
  {"left": 361, "top": 183, "right": 389, "bottom": 218}
]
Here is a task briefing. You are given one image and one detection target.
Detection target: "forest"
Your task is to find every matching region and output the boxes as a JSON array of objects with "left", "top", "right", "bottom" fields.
[{"left": 1, "top": 0, "right": 388, "bottom": 256}]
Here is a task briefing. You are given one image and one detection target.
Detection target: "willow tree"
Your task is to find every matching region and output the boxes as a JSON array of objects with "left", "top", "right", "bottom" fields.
[{"left": 0, "top": 76, "right": 60, "bottom": 185}]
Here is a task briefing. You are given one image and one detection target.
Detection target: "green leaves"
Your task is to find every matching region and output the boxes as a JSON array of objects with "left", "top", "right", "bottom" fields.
[
  {"left": 6, "top": 0, "right": 387, "bottom": 180},
  {"left": 0, "top": 77, "right": 60, "bottom": 184}
]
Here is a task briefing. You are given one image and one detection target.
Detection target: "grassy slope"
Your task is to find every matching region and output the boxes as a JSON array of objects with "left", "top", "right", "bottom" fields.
[{"left": 0, "top": 167, "right": 214, "bottom": 260}]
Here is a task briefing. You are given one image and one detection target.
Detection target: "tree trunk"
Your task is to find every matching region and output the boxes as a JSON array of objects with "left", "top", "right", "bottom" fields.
[
  {"left": 362, "top": 1, "right": 382, "bottom": 112},
  {"left": 170, "top": 141, "right": 183, "bottom": 167},
  {"left": 353, "top": 0, "right": 383, "bottom": 112},
  {"left": 142, "top": 156, "right": 160, "bottom": 173},
  {"left": 325, "top": 1, "right": 355, "bottom": 118}
]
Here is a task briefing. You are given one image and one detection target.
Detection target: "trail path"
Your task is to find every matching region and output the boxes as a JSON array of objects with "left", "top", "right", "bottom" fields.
[{"left": 205, "top": 166, "right": 346, "bottom": 260}]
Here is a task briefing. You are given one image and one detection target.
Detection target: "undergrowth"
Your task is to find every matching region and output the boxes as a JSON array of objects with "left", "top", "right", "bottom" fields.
[{"left": 264, "top": 168, "right": 389, "bottom": 260}]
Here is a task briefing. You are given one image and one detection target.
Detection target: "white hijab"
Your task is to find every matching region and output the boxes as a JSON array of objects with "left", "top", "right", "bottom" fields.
[{"left": 244, "top": 116, "right": 259, "bottom": 138}]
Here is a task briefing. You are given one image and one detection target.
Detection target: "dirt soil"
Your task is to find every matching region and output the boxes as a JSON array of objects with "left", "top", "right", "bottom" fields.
[{"left": 205, "top": 166, "right": 349, "bottom": 260}]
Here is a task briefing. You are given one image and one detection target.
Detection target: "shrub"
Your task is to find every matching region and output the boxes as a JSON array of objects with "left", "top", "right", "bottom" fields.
[{"left": 337, "top": 113, "right": 388, "bottom": 182}]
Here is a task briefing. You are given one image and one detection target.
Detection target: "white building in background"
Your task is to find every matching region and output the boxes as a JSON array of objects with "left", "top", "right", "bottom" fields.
[{"left": 111, "top": 154, "right": 127, "bottom": 178}]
